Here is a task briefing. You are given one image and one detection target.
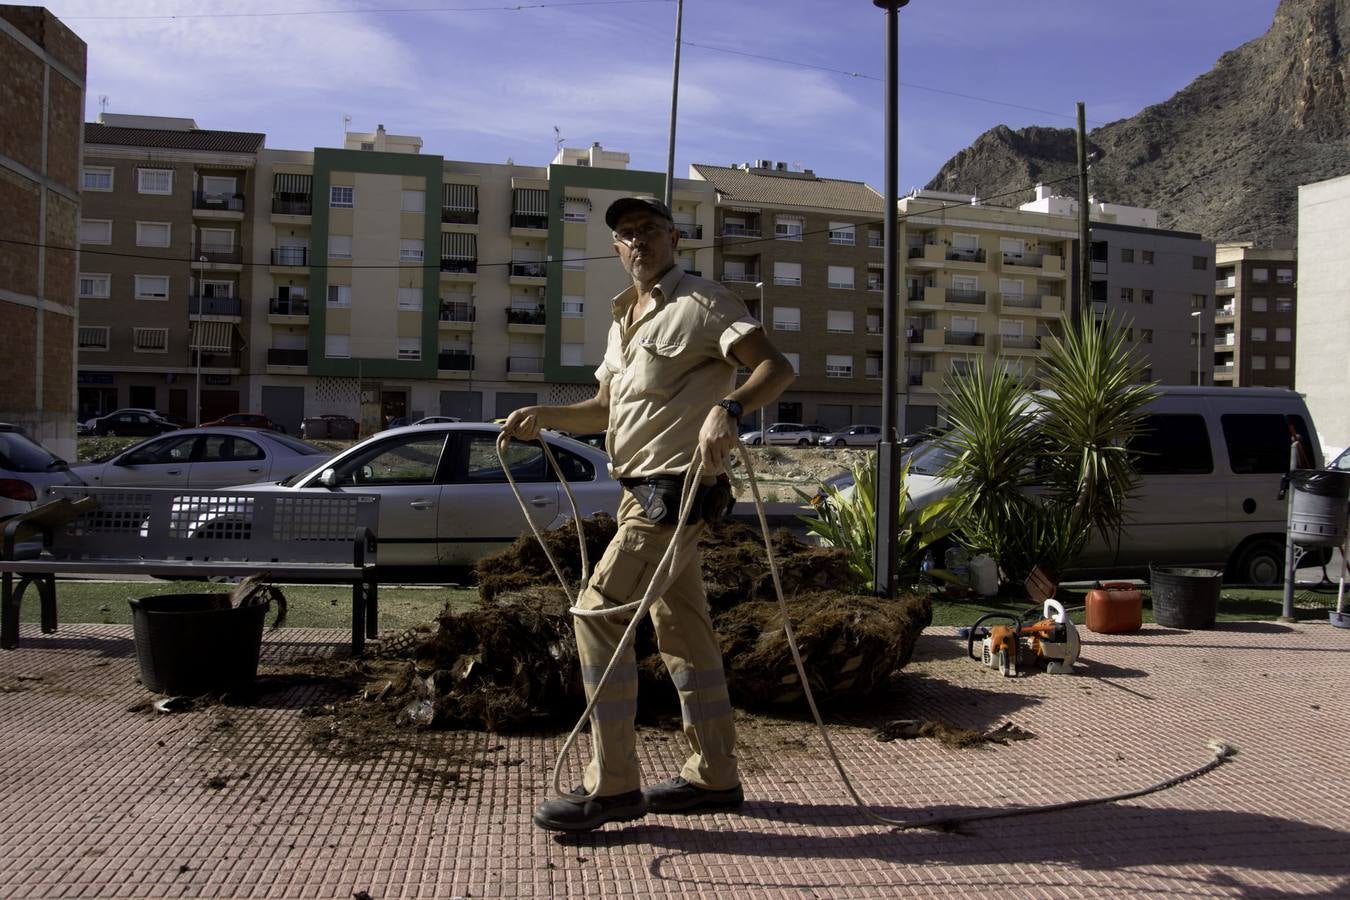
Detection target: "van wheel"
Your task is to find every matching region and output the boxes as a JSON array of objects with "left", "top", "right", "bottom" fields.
[{"left": 1226, "top": 537, "right": 1285, "bottom": 585}]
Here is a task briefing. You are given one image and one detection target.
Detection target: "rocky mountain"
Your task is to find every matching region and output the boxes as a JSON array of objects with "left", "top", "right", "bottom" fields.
[{"left": 926, "top": 0, "right": 1350, "bottom": 245}]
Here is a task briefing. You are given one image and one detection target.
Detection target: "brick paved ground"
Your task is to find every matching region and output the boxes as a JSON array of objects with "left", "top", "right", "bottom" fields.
[{"left": 0, "top": 618, "right": 1347, "bottom": 898}]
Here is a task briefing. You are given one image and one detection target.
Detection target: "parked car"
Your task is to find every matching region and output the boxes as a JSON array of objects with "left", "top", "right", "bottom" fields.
[
  {"left": 745, "top": 423, "right": 832, "bottom": 447},
  {"left": 69, "top": 427, "right": 330, "bottom": 489},
  {"left": 300, "top": 415, "right": 360, "bottom": 440},
  {"left": 88, "top": 409, "right": 180, "bottom": 437},
  {"left": 222, "top": 422, "right": 620, "bottom": 568},
  {"left": 413, "top": 416, "right": 462, "bottom": 425},
  {"left": 199, "top": 413, "right": 287, "bottom": 433},
  {"left": 1328, "top": 446, "right": 1350, "bottom": 472},
  {"left": 0, "top": 424, "right": 85, "bottom": 520},
  {"left": 819, "top": 424, "right": 882, "bottom": 448}
]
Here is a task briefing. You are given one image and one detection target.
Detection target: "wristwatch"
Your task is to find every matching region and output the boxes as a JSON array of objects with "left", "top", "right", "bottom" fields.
[{"left": 717, "top": 398, "right": 743, "bottom": 420}]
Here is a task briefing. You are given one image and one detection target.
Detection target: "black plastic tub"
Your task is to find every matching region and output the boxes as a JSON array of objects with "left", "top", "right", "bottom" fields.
[
  {"left": 129, "top": 594, "right": 267, "bottom": 695},
  {"left": 1149, "top": 566, "right": 1221, "bottom": 630}
]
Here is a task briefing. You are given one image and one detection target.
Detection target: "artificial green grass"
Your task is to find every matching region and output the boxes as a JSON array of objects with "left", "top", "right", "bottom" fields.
[{"left": 15, "top": 580, "right": 477, "bottom": 632}]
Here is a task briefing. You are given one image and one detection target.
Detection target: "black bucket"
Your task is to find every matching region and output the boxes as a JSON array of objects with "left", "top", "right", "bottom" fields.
[
  {"left": 1149, "top": 566, "right": 1221, "bottom": 630},
  {"left": 1288, "top": 469, "right": 1350, "bottom": 547},
  {"left": 129, "top": 593, "right": 267, "bottom": 695}
]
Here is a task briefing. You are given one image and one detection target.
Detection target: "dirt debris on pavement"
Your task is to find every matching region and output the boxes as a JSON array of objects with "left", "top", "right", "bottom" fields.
[{"left": 875, "top": 719, "right": 1037, "bottom": 749}]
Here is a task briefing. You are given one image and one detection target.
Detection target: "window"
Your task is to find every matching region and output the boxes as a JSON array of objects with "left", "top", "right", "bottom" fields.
[
  {"left": 1140, "top": 328, "right": 1153, "bottom": 343},
  {"left": 1276, "top": 268, "right": 1294, "bottom": 284},
  {"left": 199, "top": 227, "right": 234, "bottom": 253},
  {"left": 401, "top": 190, "right": 425, "bottom": 213},
  {"left": 1252, "top": 355, "right": 1267, "bottom": 370},
  {"left": 867, "top": 270, "right": 882, "bottom": 292},
  {"left": 79, "top": 273, "right": 110, "bottom": 299},
  {"left": 782, "top": 352, "right": 800, "bottom": 374},
  {"left": 774, "top": 215, "right": 803, "bottom": 241},
  {"left": 1275, "top": 327, "right": 1292, "bottom": 342},
  {"left": 773, "top": 261, "right": 801, "bottom": 286},
  {"left": 338, "top": 436, "right": 446, "bottom": 486},
  {"left": 327, "top": 284, "right": 351, "bottom": 307},
  {"left": 78, "top": 219, "right": 112, "bottom": 244},
  {"left": 999, "top": 319, "right": 1023, "bottom": 338},
  {"left": 1129, "top": 414, "right": 1213, "bottom": 475},
  {"left": 82, "top": 167, "right": 113, "bottom": 191},
  {"left": 397, "top": 287, "right": 422, "bottom": 311},
  {"left": 78, "top": 326, "right": 109, "bottom": 350},
  {"left": 867, "top": 311, "right": 882, "bottom": 334},
  {"left": 330, "top": 186, "right": 354, "bottom": 208},
  {"left": 1276, "top": 356, "right": 1291, "bottom": 370},
  {"left": 136, "top": 222, "right": 171, "bottom": 248},
  {"left": 825, "top": 354, "right": 853, "bottom": 378},
  {"left": 136, "top": 168, "right": 173, "bottom": 194},
  {"left": 950, "top": 315, "right": 978, "bottom": 335},
  {"left": 1191, "top": 294, "right": 1206, "bottom": 310},
  {"left": 464, "top": 434, "right": 546, "bottom": 484},
  {"left": 828, "top": 222, "right": 855, "bottom": 245},
  {"left": 867, "top": 228, "right": 883, "bottom": 248},
  {"left": 563, "top": 248, "right": 585, "bottom": 271},
  {"left": 561, "top": 297, "right": 584, "bottom": 318},
  {"left": 329, "top": 235, "right": 352, "bottom": 259},
  {"left": 1251, "top": 327, "right": 1267, "bottom": 342},
  {"left": 133, "top": 327, "right": 168, "bottom": 353},
  {"left": 397, "top": 337, "right": 421, "bottom": 361},
  {"left": 1142, "top": 289, "right": 1154, "bottom": 305},
  {"left": 865, "top": 353, "right": 882, "bottom": 379},
  {"left": 134, "top": 275, "right": 169, "bottom": 300},
  {"left": 400, "top": 239, "right": 424, "bottom": 262},
  {"left": 1120, "top": 287, "right": 1134, "bottom": 303},
  {"left": 325, "top": 334, "right": 351, "bottom": 358},
  {"left": 1189, "top": 332, "right": 1206, "bottom": 347},
  {"left": 827, "top": 266, "right": 854, "bottom": 290},
  {"left": 1251, "top": 296, "right": 1268, "bottom": 312},
  {"left": 198, "top": 435, "right": 264, "bottom": 463},
  {"left": 561, "top": 342, "right": 584, "bottom": 366},
  {"left": 1120, "top": 248, "right": 1134, "bottom": 263},
  {"left": 199, "top": 175, "right": 236, "bottom": 199},
  {"left": 1276, "top": 298, "right": 1294, "bottom": 313},
  {"left": 999, "top": 278, "right": 1024, "bottom": 298},
  {"left": 563, "top": 199, "right": 588, "bottom": 223},
  {"left": 826, "top": 310, "right": 853, "bottom": 333},
  {"left": 1001, "top": 238, "right": 1025, "bottom": 258},
  {"left": 773, "top": 307, "right": 801, "bottom": 331},
  {"left": 1251, "top": 267, "right": 1268, "bottom": 283},
  {"left": 1220, "top": 414, "right": 1312, "bottom": 474},
  {"left": 952, "top": 233, "right": 978, "bottom": 252},
  {"left": 951, "top": 275, "right": 979, "bottom": 295},
  {"left": 1141, "top": 250, "right": 1154, "bottom": 265},
  {"left": 1192, "top": 255, "right": 1209, "bottom": 270}
]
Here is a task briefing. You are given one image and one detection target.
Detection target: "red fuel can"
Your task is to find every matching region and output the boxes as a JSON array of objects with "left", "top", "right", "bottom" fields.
[{"left": 1085, "top": 581, "right": 1144, "bottom": 634}]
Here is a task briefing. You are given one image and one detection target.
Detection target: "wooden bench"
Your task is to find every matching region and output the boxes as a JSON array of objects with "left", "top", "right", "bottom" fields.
[{"left": 0, "top": 486, "right": 380, "bottom": 654}]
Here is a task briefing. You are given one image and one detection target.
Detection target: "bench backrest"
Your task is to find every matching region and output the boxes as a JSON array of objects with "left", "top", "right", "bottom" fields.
[{"left": 45, "top": 486, "right": 379, "bottom": 565}]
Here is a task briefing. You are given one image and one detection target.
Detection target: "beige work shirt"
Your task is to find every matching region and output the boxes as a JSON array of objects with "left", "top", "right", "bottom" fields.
[{"left": 596, "top": 266, "right": 761, "bottom": 479}]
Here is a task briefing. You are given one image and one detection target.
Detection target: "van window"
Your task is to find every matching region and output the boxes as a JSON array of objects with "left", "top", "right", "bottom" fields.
[
  {"left": 1129, "top": 414, "right": 1213, "bottom": 475},
  {"left": 1221, "top": 414, "right": 1314, "bottom": 474}
]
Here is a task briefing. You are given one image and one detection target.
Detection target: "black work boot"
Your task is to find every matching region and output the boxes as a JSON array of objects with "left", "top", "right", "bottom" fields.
[
  {"left": 643, "top": 776, "right": 744, "bottom": 813},
  {"left": 532, "top": 786, "right": 647, "bottom": 833}
]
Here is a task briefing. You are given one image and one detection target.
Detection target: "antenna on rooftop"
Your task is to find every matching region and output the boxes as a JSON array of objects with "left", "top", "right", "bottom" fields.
[
  {"left": 553, "top": 125, "right": 565, "bottom": 156},
  {"left": 98, "top": 95, "right": 109, "bottom": 116},
  {"left": 342, "top": 114, "right": 352, "bottom": 140}
]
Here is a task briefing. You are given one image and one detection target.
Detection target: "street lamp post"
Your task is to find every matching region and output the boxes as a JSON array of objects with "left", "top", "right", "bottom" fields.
[
  {"left": 754, "top": 281, "right": 766, "bottom": 431},
  {"left": 1191, "top": 310, "right": 1203, "bottom": 386},
  {"left": 195, "top": 256, "right": 206, "bottom": 425}
]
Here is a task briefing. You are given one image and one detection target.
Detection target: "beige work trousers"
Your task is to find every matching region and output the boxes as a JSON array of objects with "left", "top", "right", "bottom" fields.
[{"left": 574, "top": 490, "right": 738, "bottom": 796}]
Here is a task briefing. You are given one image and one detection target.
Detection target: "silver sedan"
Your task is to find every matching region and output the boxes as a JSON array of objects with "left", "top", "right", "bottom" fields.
[
  {"left": 227, "top": 422, "right": 621, "bottom": 567},
  {"left": 71, "top": 427, "right": 331, "bottom": 489}
]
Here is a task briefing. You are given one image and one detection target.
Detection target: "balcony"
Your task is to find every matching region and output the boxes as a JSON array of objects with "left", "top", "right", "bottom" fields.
[
  {"left": 675, "top": 223, "right": 703, "bottom": 240},
  {"left": 510, "top": 213, "right": 548, "bottom": 230},
  {"left": 507, "top": 307, "right": 546, "bottom": 327},
  {"left": 999, "top": 292, "right": 1041, "bottom": 310},
  {"left": 189, "top": 295, "right": 241, "bottom": 317},
  {"left": 267, "top": 348, "right": 308, "bottom": 367},
  {"left": 907, "top": 372, "right": 924, "bottom": 386},
  {"left": 721, "top": 271, "right": 759, "bottom": 283},
  {"left": 442, "top": 207, "right": 478, "bottom": 225},
  {"left": 999, "top": 334, "right": 1041, "bottom": 351},
  {"left": 440, "top": 258, "right": 478, "bottom": 275},
  {"left": 507, "top": 356, "right": 544, "bottom": 379},
  {"left": 906, "top": 328, "right": 925, "bottom": 344},
  {"left": 271, "top": 247, "right": 308, "bottom": 267},
  {"left": 1216, "top": 303, "right": 1236, "bottom": 320},
  {"left": 907, "top": 244, "right": 944, "bottom": 266},
  {"left": 439, "top": 302, "right": 476, "bottom": 323},
  {"left": 193, "top": 349, "right": 242, "bottom": 369},
  {"left": 1215, "top": 275, "right": 1237, "bottom": 292},
  {"left": 721, "top": 224, "right": 761, "bottom": 238},
  {"left": 1002, "top": 252, "right": 1044, "bottom": 268},
  {"left": 437, "top": 352, "right": 474, "bottom": 372},
  {"left": 945, "top": 288, "right": 986, "bottom": 305},
  {"left": 510, "top": 260, "right": 548, "bottom": 279},
  {"left": 944, "top": 330, "right": 985, "bottom": 347},
  {"left": 271, "top": 197, "right": 311, "bottom": 216},
  {"left": 946, "top": 247, "right": 985, "bottom": 264},
  {"left": 193, "top": 191, "right": 245, "bottom": 213},
  {"left": 194, "top": 244, "right": 241, "bottom": 266},
  {"left": 868, "top": 233, "right": 884, "bottom": 248},
  {"left": 269, "top": 297, "right": 309, "bottom": 317}
]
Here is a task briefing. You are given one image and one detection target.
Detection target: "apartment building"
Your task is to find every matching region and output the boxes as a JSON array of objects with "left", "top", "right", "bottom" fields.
[
  {"left": 249, "top": 134, "right": 716, "bottom": 433},
  {"left": 0, "top": 5, "right": 84, "bottom": 460},
  {"left": 1295, "top": 173, "right": 1350, "bottom": 452},
  {"left": 901, "top": 189, "right": 1078, "bottom": 431},
  {"left": 1213, "top": 244, "right": 1297, "bottom": 388},
  {"left": 1021, "top": 187, "right": 1216, "bottom": 386},
  {"left": 77, "top": 114, "right": 263, "bottom": 423},
  {"left": 691, "top": 161, "right": 888, "bottom": 431}
]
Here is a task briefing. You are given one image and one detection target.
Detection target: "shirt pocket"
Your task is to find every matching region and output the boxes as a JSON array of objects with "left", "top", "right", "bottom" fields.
[{"left": 627, "top": 337, "right": 689, "bottom": 399}]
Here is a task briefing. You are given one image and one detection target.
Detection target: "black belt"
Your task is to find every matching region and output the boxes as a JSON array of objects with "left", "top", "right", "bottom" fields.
[{"left": 619, "top": 473, "right": 732, "bottom": 525}]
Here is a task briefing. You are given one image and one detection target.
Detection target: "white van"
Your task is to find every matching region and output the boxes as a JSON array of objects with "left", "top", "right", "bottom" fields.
[{"left": 874, "top": 387, "right": 1323, "bottom": 585}]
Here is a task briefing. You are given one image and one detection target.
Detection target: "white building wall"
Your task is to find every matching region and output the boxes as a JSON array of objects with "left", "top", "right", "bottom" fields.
[{"left": 1296, "top": 174, "right": 1350, "bottom": 454}]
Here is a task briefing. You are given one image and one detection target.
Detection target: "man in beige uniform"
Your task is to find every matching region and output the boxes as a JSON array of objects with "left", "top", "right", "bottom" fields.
[{"left": 500, "top": 196, "right": 794, "bottom": 832}]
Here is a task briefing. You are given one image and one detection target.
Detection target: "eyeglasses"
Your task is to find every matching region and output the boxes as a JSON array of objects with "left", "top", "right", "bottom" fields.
[{"left": 613, "top": 222, "right": 671, "bottom": 245}]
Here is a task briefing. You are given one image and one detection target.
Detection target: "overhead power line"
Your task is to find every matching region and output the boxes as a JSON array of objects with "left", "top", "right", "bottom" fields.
[{"left": 60, "top": 0, "right": 673, "bottom": 21}]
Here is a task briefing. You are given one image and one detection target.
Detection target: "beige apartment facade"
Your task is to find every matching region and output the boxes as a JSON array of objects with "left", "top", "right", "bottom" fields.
[{"left": 1213, "top": 243, "right": 1297, "bottom": 388}]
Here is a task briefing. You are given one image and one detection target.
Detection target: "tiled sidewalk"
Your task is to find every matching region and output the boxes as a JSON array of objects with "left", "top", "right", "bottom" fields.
[{"left": 0, "top": 619, "right": 1347, "bottom": 898}]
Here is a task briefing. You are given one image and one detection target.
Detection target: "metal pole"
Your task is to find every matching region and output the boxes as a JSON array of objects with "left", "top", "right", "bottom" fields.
[
  {"left": 1192, "top": 310, "right": 1202, "bottom": 385},
  {"left": 663, "top": 0, "right": 683, "bottom": 208},
  {"left": 194, "top": 256, "right": 205, "bottom": 425},
  {"left": 1075, "top": 102, "right": 1089, "bottom": 327},
  {"left": 872, "top": 0, "right": 909, "bottom": 599},
  {"left": 1281, "top": 439, "right": 1299, "bottom": 622}
]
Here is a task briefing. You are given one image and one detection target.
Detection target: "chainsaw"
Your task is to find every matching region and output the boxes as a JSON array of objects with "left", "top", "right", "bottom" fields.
[{"left": 965, "top": 599, "right": 1081, "bottom": 677}]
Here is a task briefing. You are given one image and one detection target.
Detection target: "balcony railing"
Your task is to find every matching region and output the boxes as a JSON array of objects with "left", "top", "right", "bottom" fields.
[
  {"left": 1000, "top": 334, "right": 1040, "bottom": 349},
  {"left": 721, "top": 272, "right": 758, "bottom": 283},
  {"left": 438, "top": 352, "right": 474, "bottom": 371},
  {"left": 506, "top": 308, "right": 545, "bottom": 325},
  {"left": 906, "top": 328, "right": 924, "bottom": 343},
  {"left": 868, "top": 234, "right": 884, "bottom": 248},
  {"left": 721, "top": 224, "right": 761, "bottom": 238},
  {"left": 510, "top": 260, "right": 548, "bottom": 278},
  {"left": 999, "top": 292, "right": 1041, "bottom": 309},
  {"left": 1217, "top": 304, "right": 1236, "bottom": 317},
  {"left": 1002, "top": 252, "right": 1044, "bottom": 267},
  {"left": 440, "top": 258, "right": 478, "bottom": 274},
  {"left": 271, "top": 197, "right": 312, "bottom": 216},
  {"left": 907, "top": 372, "right": 924, "bottom": 386},
  {"left": 945, "top": 289, "right": 986, "bottom": 304},
  {"left": 193, "top": 191, "right": 245, "bottom": 212},
  {"left": 189, "top": 295, "right": 241, "bottom": 317},
  {"left": 675, "top": 223, "right": 703, "bottom": 239},
  {"left": 439, "top": 302, "right": 475, "bottom": 322},
  {"left": 269, "top": 297, "right": 309, "bottom": 316},
  {"left": 267, "top": 348, "right": 308, "bottom": 366},
  {"left": 271, "top": 247, "right": 308, "bottom": 266},
  {"left": 947, "top": 248, "right": 985, "bottom": 263},
  {"left": 442, "top": 207, "right": 478, "bottom": 225},
  {"left": 507, "top": 356, "right": 543, "bottom": 374},
  {"left": 195, "top": 244, "right": 241, "bottom": 265},
  {"left": 511, "top": 213, "right": 548, "bottom": 230},
  {"left": 944, "top": 330, "right": 985, "bottom": 347}
]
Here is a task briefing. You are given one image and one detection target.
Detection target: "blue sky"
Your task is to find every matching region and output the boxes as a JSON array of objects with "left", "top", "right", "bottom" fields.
[{"left": 47, "top": 0, "right": 1282, "bottom": 192}]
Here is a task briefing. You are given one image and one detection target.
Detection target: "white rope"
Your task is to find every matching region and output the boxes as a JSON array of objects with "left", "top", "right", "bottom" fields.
[{"left": 499, "top": 429, "right": 1237, "bottom": 830}]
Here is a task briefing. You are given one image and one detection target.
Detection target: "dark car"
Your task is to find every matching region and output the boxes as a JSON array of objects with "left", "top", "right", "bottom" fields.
[
  {"left": 200, "top": 413, "right": 287, "bottom": 433},
  {"left": 89, "top": 410, "right": 180, "bottom": 437}
]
